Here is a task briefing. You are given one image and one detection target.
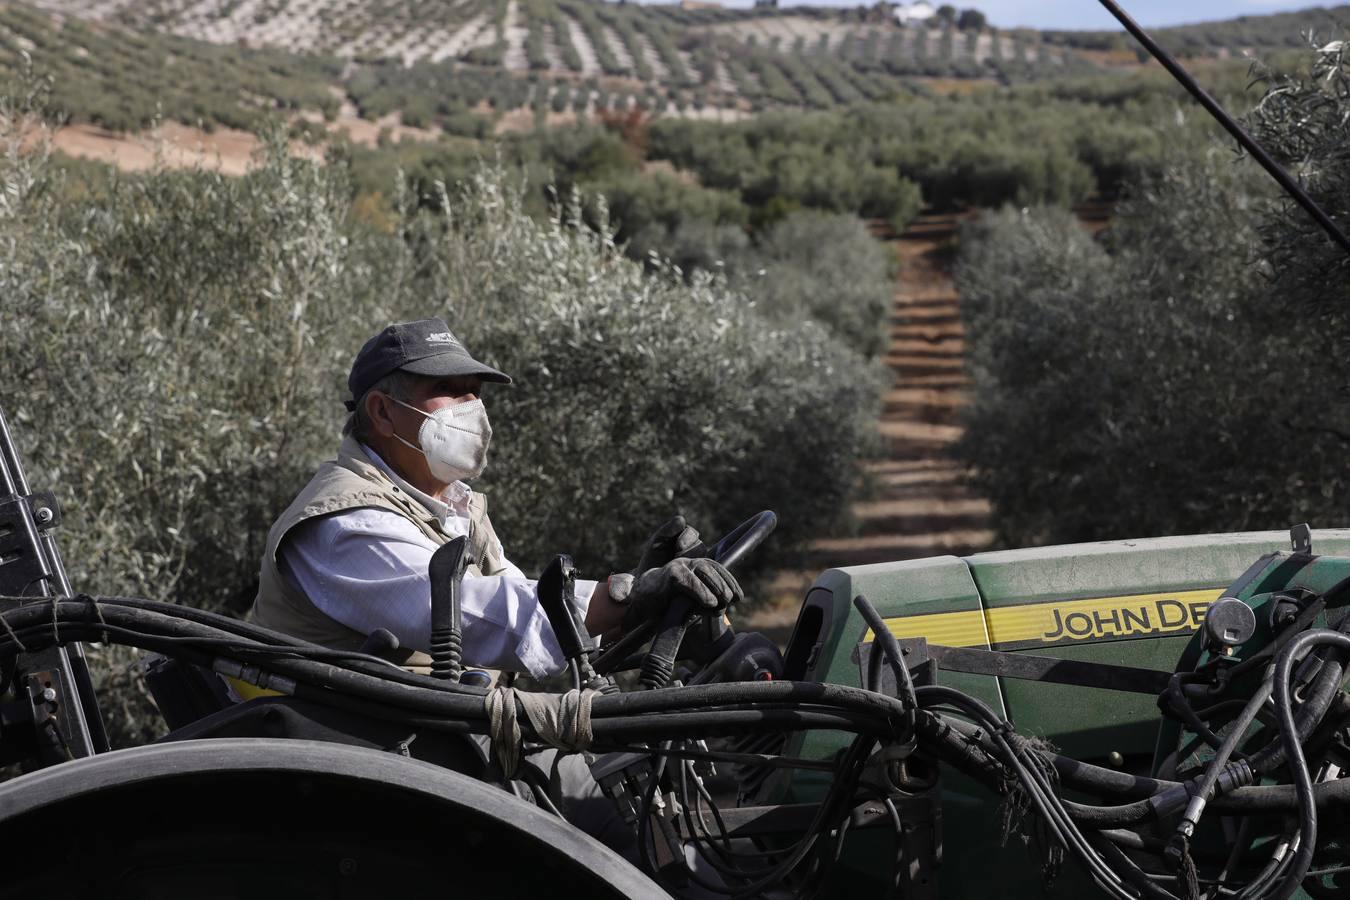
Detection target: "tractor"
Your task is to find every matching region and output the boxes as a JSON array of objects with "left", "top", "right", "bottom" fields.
[
  {"left": 0, "top": 400, "right": 1347, "bottom": 899},
  {"left": 3, "top": 2, "right": 1350, "bottom": 897}
]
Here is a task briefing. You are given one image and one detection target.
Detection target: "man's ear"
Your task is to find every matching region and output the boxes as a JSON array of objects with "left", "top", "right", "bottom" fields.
[{"left": 366, "top": 391, "right": 397, "bottom": 438}]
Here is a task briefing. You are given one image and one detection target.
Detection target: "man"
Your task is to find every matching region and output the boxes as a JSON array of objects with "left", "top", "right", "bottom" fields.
[
  {"left": 251, "top": 318, "right": 743, "bottom": 857},
  {"left": 253, "top": 315, "right": 741, "bottom": 693}
]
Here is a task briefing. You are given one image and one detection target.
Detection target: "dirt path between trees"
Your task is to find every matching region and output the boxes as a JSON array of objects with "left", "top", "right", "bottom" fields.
[{"left": 738, "top": 212, "right": 994, "bottom": 640}]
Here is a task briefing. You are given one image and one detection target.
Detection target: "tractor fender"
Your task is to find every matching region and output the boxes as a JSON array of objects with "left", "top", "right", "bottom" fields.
[{"left": 0, "top": 738, "right": 666, "bottom": 899}]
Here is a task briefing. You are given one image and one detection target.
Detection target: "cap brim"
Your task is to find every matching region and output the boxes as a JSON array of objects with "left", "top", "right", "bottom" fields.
[{"left": 400, "top": 352, "right": 512, "bottom": 385}]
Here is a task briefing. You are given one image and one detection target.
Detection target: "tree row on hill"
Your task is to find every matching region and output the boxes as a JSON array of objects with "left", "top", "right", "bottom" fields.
[{"left": 954, "top": 44, "right": 1350, "bottom": 547}]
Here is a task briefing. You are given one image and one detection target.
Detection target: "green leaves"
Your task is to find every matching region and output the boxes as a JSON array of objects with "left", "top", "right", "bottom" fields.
[
  {"left": 954, "top": 66, "right": 1350, "bottom": 547},
  {"left": 2, "top": 124, "right": 881, "bottom": 622}
]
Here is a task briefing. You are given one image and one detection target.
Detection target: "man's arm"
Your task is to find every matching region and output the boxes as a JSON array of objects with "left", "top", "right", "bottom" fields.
[
  {"left": 278, "top": 508, "right": 599, "bottom": 678},
  {"left": 583, "top": 579, "right": 625, "bottom": 642}
]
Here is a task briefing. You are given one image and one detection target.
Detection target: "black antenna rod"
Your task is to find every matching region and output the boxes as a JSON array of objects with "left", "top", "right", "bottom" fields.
[{"left": 1096, "top": 0, "right": 1350, "bottom": 257}]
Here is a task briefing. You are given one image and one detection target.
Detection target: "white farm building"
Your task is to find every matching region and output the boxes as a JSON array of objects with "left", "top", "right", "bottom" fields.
[{"left": 893, "top": 2, "right": 936, "bottom": 25}]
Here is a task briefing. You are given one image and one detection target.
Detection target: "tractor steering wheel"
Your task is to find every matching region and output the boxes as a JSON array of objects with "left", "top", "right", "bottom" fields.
[
  {"left": 591, "top": 511, "right": 777, "bottom": 683},
  {"left": 682, "top": 509, "right": 778, "bottom": 571},
  {"left": 637, "top": 510, "right": 777, "bottom": 689}
]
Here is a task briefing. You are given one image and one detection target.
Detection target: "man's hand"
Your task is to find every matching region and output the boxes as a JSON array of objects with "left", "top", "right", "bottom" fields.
[
  {"left": 636, "top": 515, "right": 701, "bottom": 574},
  {"left": 622, "top": 557, "right": 743, "bottom": 631}
]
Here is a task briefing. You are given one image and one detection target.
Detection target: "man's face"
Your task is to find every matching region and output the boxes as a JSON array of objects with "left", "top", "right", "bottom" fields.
[
  {"left": 404, "top": 374, "right": 483, "bottom": 414},
  {"left": 368, "top": 373, "right": 484, "bottom": 493}
]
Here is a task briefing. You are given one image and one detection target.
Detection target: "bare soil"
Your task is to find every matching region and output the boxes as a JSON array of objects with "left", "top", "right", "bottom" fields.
[
  {"left": 52, "top": 122, "right": 270, "bottom": 175},
  {"left": 737, "top": 212, "right": 994, "bottom": 642},
  {"left": 49, "top": 107, "right": 439, "bottom": 174}
]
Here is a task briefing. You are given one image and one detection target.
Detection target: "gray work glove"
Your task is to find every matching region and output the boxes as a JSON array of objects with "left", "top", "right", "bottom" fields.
[
  {"left": 620, "top": 557, "right": 744, "bottom": 631},
  {"left": 635, "top": 515, "right": 702, "bottom": 574}
]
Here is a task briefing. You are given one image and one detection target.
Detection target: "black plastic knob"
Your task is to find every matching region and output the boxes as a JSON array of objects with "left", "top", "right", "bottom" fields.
[{"left": 1204, "top": 597, "right": 1256, "bottom": 652}]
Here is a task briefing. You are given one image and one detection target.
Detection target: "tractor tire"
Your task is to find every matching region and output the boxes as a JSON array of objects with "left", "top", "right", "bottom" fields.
[{"left": 0, "top": 738, "right": 665, "bottom": 899}]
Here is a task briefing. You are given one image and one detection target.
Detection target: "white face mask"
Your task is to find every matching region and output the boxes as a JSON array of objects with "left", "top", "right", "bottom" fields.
[{"left": 390, "top": 397, "right": 493, "bottom": 483}]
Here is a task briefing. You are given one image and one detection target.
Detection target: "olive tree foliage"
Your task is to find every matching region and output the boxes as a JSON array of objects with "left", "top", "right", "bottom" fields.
[
  {"left": 408, "top": 176, "right": 886, "bottom": 574},
  {"left": 1, "top": 90, "right": 368, "bottom": 742},
  {"left": 0, "top": 78, "right": 882, "bottom": 660},
  {"left": 727, "top": 212, "right": 895, "bottom": 359},
  {"left": 3, "top": 160, "right": 881, "bottom": 742},
  {"left": 1245, "top": 42, "right": 1350, "bottom": 339},
  {"left": 4, "top": 128, "right": 360, "bottom": 619},
  {"left": 955, "top": 77, "right": 1350, "bottom": 548},
  {"left": 622, "top": 210, "right": 897, "bottom": 360}
]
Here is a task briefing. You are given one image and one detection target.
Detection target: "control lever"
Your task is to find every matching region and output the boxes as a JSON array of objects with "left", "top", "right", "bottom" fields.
[
  {"left": 640, "top": 600, "right": 701, "bottom": 689},
  {"left": 428, "top": 536, "right": 469, "bottom": 682},
  {"left": 537, "top": 555, "right": 610, "bottom": 691},
  {"left": 641, "top": 595, "right": 743, "bottom": 690}
]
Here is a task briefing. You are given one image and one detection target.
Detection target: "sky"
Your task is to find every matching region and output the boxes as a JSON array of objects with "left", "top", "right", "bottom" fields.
[{"left": 706, "top": 1, "right": 1338, "bottom": 31}]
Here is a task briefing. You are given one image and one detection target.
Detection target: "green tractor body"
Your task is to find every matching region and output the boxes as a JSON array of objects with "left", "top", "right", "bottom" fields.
[
  {"left": 779, "top": 529, "right": 1350, "bottom": 897},
  {"left": 4, "top": 396, "right": 1349, "bottom": 899}
]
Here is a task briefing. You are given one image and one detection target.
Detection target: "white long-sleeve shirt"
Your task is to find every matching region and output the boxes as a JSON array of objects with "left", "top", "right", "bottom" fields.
[{"left": 278, "top": 445, "right": 597, "bottom": 678}]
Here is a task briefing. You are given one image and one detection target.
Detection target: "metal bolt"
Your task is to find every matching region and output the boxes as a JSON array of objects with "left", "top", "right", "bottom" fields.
[
  {"left": 34, "top": 507, "right": 52, "bottom": 525},
  {"left": 1107, "top": 751, "right": 1125, "bottom": 768},
  {"left": 41, "top": 687, "right": 57, "bottom": 704},
  {"left": 338, "top": 858, "right": 357, "bottom": 876}
]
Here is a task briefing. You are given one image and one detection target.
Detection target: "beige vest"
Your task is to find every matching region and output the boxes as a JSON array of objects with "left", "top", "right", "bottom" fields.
[{"left": 252, "top": 435, "right": 508, "bottom": 669}]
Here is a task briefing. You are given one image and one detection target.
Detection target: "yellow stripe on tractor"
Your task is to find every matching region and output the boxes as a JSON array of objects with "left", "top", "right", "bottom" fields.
[{"left": 869, "top": 588, "right": 1225, "bottom": 650}]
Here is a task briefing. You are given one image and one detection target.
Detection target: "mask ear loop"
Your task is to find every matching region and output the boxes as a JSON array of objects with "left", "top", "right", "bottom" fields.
[
  {"left": 393, "top": 432, "right": 423, "bottom": 454},
  {"left": 377, "top": 395, "right": 429, "bottom": 455},
  {"left": 390, "top": 396, "right": 434, "bottom": 420}
]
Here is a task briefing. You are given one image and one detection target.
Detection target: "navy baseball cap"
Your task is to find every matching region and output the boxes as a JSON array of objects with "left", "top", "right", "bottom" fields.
[{"left": 346, "top": 319, "right": 511, "bottom": 410}]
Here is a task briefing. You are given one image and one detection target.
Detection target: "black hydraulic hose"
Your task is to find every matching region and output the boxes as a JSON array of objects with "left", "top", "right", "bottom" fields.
[
  {"left": 1052, "top": 751, "right": 1350, "bottom": 809},
  {"left": 938, "top": 713, "right": 1350, "bottom": 813},
  {"left": 4, "top": 600, "right": 909, "bottom": 717},
  {"left": 1238, "top": 837, "right": 1298, "bottom": 900},
  {"left": 591, "top": 710, "right": 880, "bottom": 743},
  {"left": 1212, "top": 778, "right": 1350, "bottom": 812},
  {"left": 39, "top": 595, "right": 452, "bottom": 690},
  {"left": 1095, "top": 0, "right": 1350, "bottom": 259},
  {"left": 20, "top": 588, "right": 1350, "bottom": 896},
  {"left": 1161, "top": 669, "right": 1230, "bottom": 753},
  {"left": 1049, "top": 754, "right": 1172, "bottom": 797},
  {"left": 916, "top": 685, "right": 1142, "bottom": 899},
  {"left": 911, "top": 709, "right": 1008, "bottom": 787},
  {"left": 1177, "top": 680, "right": 1273, "bottom": 838},
  {"left": 924, "top": 711, "right": 1165, "bottom": 820},
  {"left": 1100, "top": 829, "right": 1242, "bottom": 864},
  {"left": 590, "top": 679, "right": 908, "bottom": 722},
  {"left": 1, "top": 601, "right": 937, "bottom": 749},
  {"left": 935, "top": 708, "right": 1350, "bottom": 821},
  {"left": 1301, "top": 692, "right": 1350, "bottom": 763},
  {"left": 726, "top": 734, "right": 874, "bottom": 900},
  {"left": 677, "top": 758, "right": 766, "bottom": 882},
  {"left": 1249, "top": 638, "right": 1348, "bottom": 774},
  {"left": 1268, "top": 629, "right": 1350, "bottom": 900},
  {"left": 1037, "top": 628, "right": 1350, "bottom": 896},
  {"left": 12, "top": 597, "right": 1350, "bottom": 803},
  {"left": 1061, "top": 796, "right": 1156, "bottom": 827},
  {"left": 1089, "top": 831, "right": 1181, "bottom": 900},
  {"left": 852, "top": 594, "right": 917, "bottom": 733}
]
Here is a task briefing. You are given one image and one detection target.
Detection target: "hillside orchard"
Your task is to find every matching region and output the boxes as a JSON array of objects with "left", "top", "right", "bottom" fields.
[{"left": 955, "top": 44, "right": 1350, "bottom": 547}]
